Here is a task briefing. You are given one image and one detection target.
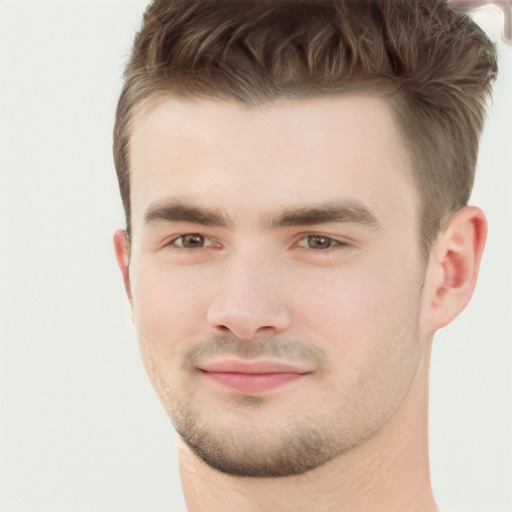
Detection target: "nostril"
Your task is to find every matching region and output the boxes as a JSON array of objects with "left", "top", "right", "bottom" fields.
[{"left": 207, "top": 307, "right": 291, "bottom": 341}]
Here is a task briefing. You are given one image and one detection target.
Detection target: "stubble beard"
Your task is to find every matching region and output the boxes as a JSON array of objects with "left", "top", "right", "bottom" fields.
[
  {"left": 169, "top": 391, "right": 348, "bottom": 477},
  {"left": 155, "top": 319, "right": 423, "bottom": 478}
]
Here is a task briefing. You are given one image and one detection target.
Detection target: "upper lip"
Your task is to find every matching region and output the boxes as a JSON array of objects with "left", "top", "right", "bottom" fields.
[{"left": 197, "top": 358, "right": 313, "bottom": 374}]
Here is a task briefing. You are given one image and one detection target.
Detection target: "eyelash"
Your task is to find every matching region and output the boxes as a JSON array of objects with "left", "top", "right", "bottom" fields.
[
  {"left": 295, "top": 234, "right": 348, "bottom": 251},
  {"left": 165, "top": 233, "right": 349, "bottom": 251},
  {"left": 166, "top": 233, "right": 219, "bottom": 250}
]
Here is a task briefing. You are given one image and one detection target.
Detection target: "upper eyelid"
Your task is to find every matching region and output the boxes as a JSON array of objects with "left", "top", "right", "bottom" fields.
[
  {"left": 295, "top": 233, "right": 351, "bottom": 244},
  {"left": 295, "top": 239, "right": 348, "bottom": 252},
  {"left": 169, "top": 233, "right": 214, "bottom": 245},
  {"left": 158, "top": 233, "right": 205, "bottom": 248}
]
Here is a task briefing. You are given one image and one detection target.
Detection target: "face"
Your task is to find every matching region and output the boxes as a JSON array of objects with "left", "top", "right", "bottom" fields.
[{"left": 121, "top": 95, "right": 430, "bottom": 477}]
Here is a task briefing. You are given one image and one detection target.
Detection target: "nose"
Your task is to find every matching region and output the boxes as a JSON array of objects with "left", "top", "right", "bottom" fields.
[{"left": 206, "top": 251, "right": 291, "bottom": 340}]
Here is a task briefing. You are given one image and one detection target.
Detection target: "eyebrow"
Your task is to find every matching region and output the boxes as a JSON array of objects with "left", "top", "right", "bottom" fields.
[
  {"left": 269, "top": 200, "right": 381, "bottom": 229},
  {"left": 143, "top": 198, "right": 381, "bottom": 230},
  {"left": 144, "top": 201, "right": 229, "bottom": 227}
]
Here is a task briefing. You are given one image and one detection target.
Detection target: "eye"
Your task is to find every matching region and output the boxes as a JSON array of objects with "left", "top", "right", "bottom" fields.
[
  {"left": 297, "top": 234, "right": 346, "bottom": 250},
  {"left": 169, "top": 233, "right": 216, "bottom": 249}
]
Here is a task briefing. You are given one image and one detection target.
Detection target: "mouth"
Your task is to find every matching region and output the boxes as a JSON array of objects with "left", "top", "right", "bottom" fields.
[{"left": 197, "top": 358, "right": 312, "bottom": 393}]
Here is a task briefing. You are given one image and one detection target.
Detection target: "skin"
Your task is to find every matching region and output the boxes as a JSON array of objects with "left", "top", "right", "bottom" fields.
[{"left": 114, "top": 95, "right": 487, "bottom": 511}]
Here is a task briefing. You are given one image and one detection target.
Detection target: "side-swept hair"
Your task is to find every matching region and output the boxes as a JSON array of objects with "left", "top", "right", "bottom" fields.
[{"left": 114, "top": 0, "right": 497, "bottom": 261}]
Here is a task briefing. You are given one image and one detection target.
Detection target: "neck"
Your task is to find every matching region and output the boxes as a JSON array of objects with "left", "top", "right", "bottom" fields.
[{"left": 178, "top": 352, "right": 437, "bottom": 512}]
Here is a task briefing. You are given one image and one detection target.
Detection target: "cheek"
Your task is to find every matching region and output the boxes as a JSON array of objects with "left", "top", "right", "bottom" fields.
[
  {"left": 290, "top": 260, "right": 421, "bottom": 363},
  {"left": 131, "top": 264, "right": 210, "bottom": 364}
]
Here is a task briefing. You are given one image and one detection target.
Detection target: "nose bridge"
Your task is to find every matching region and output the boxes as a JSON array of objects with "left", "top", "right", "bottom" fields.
[{"left": 206, "top": 243, "right": 290, "bottom": 339}]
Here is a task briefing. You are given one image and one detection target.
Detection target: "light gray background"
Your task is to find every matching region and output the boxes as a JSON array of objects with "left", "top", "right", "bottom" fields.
[{"left": 0, "top": 2, "right": 510, "bottom": 511}]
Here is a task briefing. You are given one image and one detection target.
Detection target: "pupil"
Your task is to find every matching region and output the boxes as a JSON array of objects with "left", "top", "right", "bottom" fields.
[
  {"left": 309, "top": 236, "right": 330, "bottom": 249},
  {"left": 184, "top": 235, "right": 203, "bottom": 247}
]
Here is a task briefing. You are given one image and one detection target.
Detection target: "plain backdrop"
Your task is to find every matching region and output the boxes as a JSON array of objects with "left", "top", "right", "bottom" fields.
[{"left": 0, "top": 2, "right": 510, "bottom": 511}]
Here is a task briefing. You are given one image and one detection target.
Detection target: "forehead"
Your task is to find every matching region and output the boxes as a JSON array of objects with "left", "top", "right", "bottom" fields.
[{"left": 128, "top": 94, "right": 417, "bottom": 228}]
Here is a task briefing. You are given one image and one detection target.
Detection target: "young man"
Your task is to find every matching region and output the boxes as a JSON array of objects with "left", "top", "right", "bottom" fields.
[{"left": 113, "top": 1, "right": 498, "bottom": 510}]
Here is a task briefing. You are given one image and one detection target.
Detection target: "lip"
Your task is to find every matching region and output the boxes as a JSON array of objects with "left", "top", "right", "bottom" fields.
[
  {"left": 197, "top": 358, "right": 312, "bottom": 393},
  {"left": 197, "top": 357, "right": 313, "bottom": 374}
]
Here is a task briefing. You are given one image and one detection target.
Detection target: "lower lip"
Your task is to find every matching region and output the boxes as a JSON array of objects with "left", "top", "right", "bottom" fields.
[{"left": 202, "top": 371, "right": 304, "bottom": 393}]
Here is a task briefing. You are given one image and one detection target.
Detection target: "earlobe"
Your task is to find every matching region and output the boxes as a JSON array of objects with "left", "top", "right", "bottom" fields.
[
  {"left": 425, "top": 206, "right": 487, "bottom": 331},
  {"left": 113, "top": 229, "right": 132, "bottom": 302}
]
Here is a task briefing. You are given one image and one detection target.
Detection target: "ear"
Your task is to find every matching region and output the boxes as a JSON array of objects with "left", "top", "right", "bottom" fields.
[
  {"left": 113, "top": 229, "right": 132, "bottom": 303},
  {"left": 425, "top": 206, "right": 487, "bottom": 331}
]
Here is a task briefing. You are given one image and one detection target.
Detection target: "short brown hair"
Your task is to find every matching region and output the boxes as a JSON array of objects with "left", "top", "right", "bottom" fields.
[{"left": 113, "top": 0, "right": 497, "bottom": 261}]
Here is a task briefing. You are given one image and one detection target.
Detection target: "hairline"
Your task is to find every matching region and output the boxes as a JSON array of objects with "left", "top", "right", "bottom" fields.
[{"left": 122, "top": 84, "right": 437, "bottom": 265}]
